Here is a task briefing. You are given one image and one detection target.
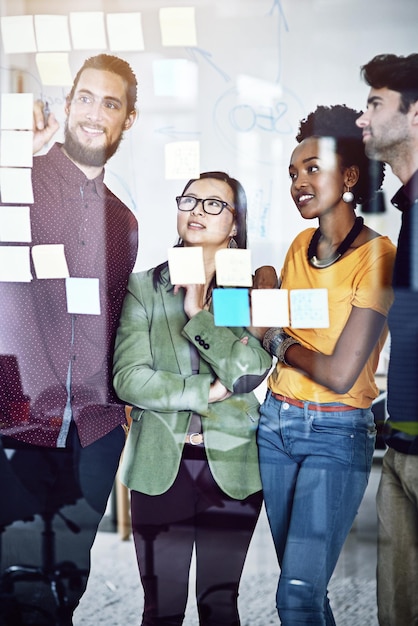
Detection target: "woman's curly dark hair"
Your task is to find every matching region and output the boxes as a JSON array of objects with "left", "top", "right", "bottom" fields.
[{"left": 296, "top": 104, "right": 385, "bottom": 206}]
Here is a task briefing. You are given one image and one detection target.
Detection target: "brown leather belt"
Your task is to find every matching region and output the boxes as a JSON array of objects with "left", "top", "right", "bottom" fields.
[
  {"left": 185, "top": 432, "right": 204, "bottom": 445},
  {"left": 271, "top": 392, "right": 356, "bottom": 412}
]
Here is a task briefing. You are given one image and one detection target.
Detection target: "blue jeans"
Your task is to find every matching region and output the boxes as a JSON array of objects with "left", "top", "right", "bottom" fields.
[{"left": 257, "top": 391, "right": 376, "bottom": 626}]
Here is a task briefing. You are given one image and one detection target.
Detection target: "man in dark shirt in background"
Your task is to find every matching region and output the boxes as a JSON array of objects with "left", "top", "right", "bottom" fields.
[
  {"left": 357, "top": 53, "right": 418, "bottom": 626},
  {"left": 0, "top": 54, "right": 138, "bottom": 625}
]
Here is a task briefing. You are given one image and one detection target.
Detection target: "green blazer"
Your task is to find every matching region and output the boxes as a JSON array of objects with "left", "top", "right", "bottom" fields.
[{"left": 113, "top": 267, "right": 272, "bottom": 500}]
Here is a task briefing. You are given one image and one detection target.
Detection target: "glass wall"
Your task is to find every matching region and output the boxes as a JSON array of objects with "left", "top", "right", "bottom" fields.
[{"left": 0, "top": 1, "right": 416, "bottom": 624}]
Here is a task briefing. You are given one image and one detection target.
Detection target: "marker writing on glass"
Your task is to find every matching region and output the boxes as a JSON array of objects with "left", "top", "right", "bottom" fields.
[{"left": 43, "top": 101, "right": 50, "bottom": 126}]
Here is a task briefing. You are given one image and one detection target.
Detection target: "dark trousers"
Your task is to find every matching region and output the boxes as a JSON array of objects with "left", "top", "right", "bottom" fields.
[
  {"left": 0, "top": 423, "right": 125, "bottom": 625},
  {"left": 131, "top": 444, "right": 263, "bottom": 626}
]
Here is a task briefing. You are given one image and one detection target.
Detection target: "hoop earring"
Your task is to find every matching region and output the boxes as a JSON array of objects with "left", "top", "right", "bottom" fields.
[
  {"left": 228, "top": 237, "right": 238, "bottom": 248},
  {"left": 342, "top": 186, "right": 354, "bottom": 203}
]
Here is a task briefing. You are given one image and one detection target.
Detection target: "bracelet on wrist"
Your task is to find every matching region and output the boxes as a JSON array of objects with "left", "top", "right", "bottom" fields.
[
  {"left": 277, "top": 335, "right": 300, "bottom": 366},
  {"left": 262, "top": 327, "right": 284, "bottom": 357}
]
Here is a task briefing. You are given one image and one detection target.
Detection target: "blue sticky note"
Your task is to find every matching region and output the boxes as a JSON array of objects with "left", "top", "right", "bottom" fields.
[{"left": 213, "top": 288, "right": 250, "bottom": 327}]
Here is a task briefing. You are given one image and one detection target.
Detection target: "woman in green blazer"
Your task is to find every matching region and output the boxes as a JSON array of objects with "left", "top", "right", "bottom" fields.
[{"left": 113, "top": 172, "right": 271, "bottom": 626}]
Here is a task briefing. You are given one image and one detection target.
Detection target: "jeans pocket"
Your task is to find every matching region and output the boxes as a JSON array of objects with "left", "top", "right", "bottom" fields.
[
  {"left": 309, "top": 414, "right": 356, "bottom": 438},
  {"left": 307, "top": 414, "right": 357, "bottom": 466}
]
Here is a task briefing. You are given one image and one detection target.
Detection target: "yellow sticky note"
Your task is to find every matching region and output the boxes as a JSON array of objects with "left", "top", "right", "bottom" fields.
[
  {"left": 1, "top": 94, "right": 33, "bottom": 130},
  {"left": 165, "top": 141, "right": 200, "bottom": 180},
  {"left": 0, "top": 246, "right": 32, "bottom": 282},
  {"left": 34, "top": 14, "right": 71, "bottom": 52},
  {"left": 0, "top": 206, "right": 31, "bottom": 243},
  {"left": 0, "top": 168, "right": 34, "bottom": 204},
  {"left": 35, "top": 53, "right": 73, "bottom": 86},
  {"left": 0, "top": 131, "right": 33, "bottom": 168},
  {"left": 66, "top": 277, "right": 101, "bottom": 315},
  {"left": 159, "top": 7, "right": 197, "bottom": 47},
  {"left": 251, "top": 289, "right": 290, "bottom": 327},
  {"left": 1, "top": 16, "right": 37, "bottom": 54},
  {"left": 215, "top": 249, "right": 252, "bottom": 287},
  {"left": 69, "top": 12, "right": 106, "bottom": 50},
  {"left": 107, "top": 13, "right": 145, "bottom": 51},
  {"left": 168, "top": 247, "right": 205, "bottom": 285},
  {"left": 32, "top": 244, "right": 69, "bottom": 279}
]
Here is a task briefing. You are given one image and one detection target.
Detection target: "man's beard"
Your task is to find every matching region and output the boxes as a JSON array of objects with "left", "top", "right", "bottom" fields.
[
  {"left": 364, "top": 142, "right": 380, "bottom": 160},
  {"left": 365, "top": 138, "right": 399, "bottom": 164},
  {"left": 364, "top": 137, "right": 383, "bottom": 161},
  {"left": 63, "top": 121, "right": 123, "bottom": 168}
]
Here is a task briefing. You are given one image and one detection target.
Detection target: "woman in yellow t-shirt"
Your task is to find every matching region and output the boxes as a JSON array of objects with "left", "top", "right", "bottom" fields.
[{"left": 255, "top": 105, "right": 396, "bottom": 626}]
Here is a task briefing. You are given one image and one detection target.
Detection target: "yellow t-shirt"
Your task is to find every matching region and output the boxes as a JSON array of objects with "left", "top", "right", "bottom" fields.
[{"left": 268, "top": 229, "right": 396, "bottom": 408}]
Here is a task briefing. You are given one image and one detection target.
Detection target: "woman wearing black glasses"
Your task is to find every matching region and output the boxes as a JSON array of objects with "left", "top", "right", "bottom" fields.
[{"left": 113, "top": 172, "right": 271, "bottom": 626}]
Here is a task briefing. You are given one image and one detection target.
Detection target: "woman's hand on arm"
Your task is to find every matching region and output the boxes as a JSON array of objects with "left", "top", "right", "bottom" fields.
[
  {"left": 284, "top": 306, "right": 387, "bottom": 394},
  {"left": 208, "top": 378, "right": 232, "bottom": 403},
  {"left": 173, "top": 283, "right": 205, "bottom": 318},
  {"left": 253, "top": 265, "right": 280, "bottom": 289}
]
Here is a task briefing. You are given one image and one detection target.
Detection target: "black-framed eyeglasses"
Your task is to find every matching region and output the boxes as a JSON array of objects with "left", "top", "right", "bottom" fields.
[{"left": 176, "top": 195, "right": 235, "bottom": 216}]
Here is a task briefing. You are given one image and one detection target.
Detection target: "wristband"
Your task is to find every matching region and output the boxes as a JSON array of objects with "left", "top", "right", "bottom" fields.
[
  {"left": 277, "top": 335, "right": 300, "bottom": 366},
  {"left": 262, "top": 327, "right": 285, "bottom": 357}
]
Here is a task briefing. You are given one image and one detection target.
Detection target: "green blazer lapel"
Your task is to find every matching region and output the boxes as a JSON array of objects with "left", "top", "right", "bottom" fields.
[{"left": 159, "top": 279, "right": 193, "bottom": 376}]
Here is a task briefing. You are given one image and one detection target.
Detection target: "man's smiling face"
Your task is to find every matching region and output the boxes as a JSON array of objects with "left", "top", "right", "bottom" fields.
[{"left": 63, "top": 67, "right": 135, "bottom": 168}]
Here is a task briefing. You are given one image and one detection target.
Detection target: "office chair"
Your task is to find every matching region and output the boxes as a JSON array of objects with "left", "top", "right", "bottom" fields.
[{"left": 0, "top": 439, "right": 88, "bottom": 626}]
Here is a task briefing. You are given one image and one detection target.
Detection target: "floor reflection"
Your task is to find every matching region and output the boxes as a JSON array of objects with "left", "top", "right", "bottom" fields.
[{"left": 73, "top": 460, "right": 382, "bottom": 625}]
